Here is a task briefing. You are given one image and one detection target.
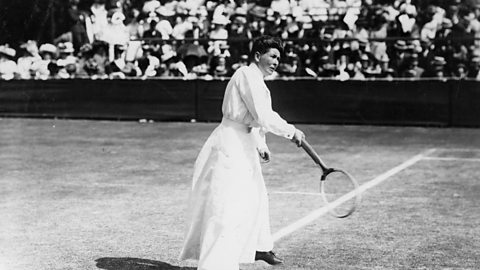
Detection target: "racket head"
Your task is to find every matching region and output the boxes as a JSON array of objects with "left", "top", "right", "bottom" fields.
[{"left": 320, "top": 169, "right": 361, "bottom": 218}]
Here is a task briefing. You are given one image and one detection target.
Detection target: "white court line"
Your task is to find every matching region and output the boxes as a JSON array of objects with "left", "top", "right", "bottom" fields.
[
  {"left": 271, "top": 191, "right": 321, "bottom": 196},
  {"left": 430, "top": 148, "right": 480, "bottom": 152},
  {"left": 272, "top": 148, "right": 436, "bottom": 242},
  {"left": 422, "top": 157, "right": 480, "bottom": 162}
]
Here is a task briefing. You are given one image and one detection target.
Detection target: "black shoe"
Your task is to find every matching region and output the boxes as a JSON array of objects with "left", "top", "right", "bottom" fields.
[{"left": 255, "top": 251, "right": 284, "bottom": 265}]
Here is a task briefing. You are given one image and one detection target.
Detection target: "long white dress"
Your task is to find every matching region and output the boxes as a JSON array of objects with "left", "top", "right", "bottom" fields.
[{"left": 179, "top": 63, "right": 296, "bottom": 270}]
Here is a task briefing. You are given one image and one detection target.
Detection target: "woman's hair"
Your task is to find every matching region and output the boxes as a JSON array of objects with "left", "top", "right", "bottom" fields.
[{"left": 250, "top": 35, "right": 284, "bottom": 59}]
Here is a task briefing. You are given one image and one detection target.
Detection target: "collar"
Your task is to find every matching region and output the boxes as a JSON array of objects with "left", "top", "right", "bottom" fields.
[{"left": 248, "top": 62, "right": 265, "bottom": 79}]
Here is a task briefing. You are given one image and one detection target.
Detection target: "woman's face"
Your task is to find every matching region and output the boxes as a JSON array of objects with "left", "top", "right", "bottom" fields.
[{"left": 255, "top": 48, "right": 281, "bottom": 76}]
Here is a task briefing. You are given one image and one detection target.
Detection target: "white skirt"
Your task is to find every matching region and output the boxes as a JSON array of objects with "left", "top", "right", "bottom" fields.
[{"left": 179, "top": 118, "right": 273, "bottom": 270}]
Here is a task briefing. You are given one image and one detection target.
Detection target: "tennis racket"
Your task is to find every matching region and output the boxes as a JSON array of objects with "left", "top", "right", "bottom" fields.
[{"left": 301, "top": 139, "right": 361, "bottom": 218}]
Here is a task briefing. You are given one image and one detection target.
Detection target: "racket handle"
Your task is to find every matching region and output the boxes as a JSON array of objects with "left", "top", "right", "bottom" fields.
[{"left": 301, "top": 139, "right": 329, "bottom": 172}]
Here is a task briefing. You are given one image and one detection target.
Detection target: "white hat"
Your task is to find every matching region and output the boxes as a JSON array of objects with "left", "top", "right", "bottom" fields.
[
  {"left": 142, "top": 0, "right": 161, "bottom": 14},
  {"left": 212, "top": 15, "right": 230, "bottom": 25},
  {"left": 161, "top": 44, "right": 176, "bottom": 62},
  {"left": 39, "top": 43, "right": 57, "bottom": 55},
  {"left": 0, "top": 45, "right": 16, "bottom": 58},
  {"left": 58, "top": 42, "right": 74, "bottom": 53},
  {"left": 156, "top": 6, "right": 175, "bottom": 17},
  {"left": 161, "top": 50, "right": 176, "bottom": 62}
]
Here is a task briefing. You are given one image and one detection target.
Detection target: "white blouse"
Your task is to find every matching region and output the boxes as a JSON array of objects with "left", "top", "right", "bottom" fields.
[{"left": 222, "top": 63, "right": 296, "bottom": 143}]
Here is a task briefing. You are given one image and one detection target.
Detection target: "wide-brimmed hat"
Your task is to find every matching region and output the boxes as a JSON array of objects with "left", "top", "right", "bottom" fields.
[
  {"left": 20, "top": 40, "right": 39, "bottom": 55},
  {"left": 142, "top": 0, "right": 161, "bottom": 14},
  {"left": 431, "top": 56, "right": 446, "bottom": 66},
  {"left": 39, "top": 43, "right": 57, "bottom": 55},
  {"left": 298, "top": 15, "right": 313, "bottom": 29},
  {"left": 212, "top": 15, "right": 230, "bottom": 25},
  {"left": 360, "top": 54, "right": 369, "bottom": 61},
  {"left": 394, "top": 40, "right": 407, "bottom": 50},
  {"left": 0, "top": 45, "right": 16, "bottom": 58},
  {"left": 234, "top": 7, "right": 247, "bottom": 17},
  {"left": 156, "top": 6, "right": 175, "bottom": 17},
  {"left": 58, "top": 42, "right": 74, "bottom": 53}
]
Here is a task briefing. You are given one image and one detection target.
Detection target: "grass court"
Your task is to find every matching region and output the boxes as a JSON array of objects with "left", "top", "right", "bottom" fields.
[{"left": 1, "top": 118, "right": 479, "bottom": 270}]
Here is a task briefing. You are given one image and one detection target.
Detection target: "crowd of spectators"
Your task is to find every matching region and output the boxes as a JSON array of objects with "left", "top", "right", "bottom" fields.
[{"left": 1, "top": 0, "right": 480, "bottom": 80}]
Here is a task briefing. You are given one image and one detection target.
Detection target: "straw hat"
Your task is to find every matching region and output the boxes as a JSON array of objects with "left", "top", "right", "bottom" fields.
[
  {"left": 39, "top": 43, "right": 57, "bottom": 55},
  {"left": 212, "top": 15, "right": 230, "bottom": 25},
  {"left": 0, "top": 45, "right": 16, "bottom": 58},
  {"left": 431, "top": 56, "right": 446, "bottom": 66}
]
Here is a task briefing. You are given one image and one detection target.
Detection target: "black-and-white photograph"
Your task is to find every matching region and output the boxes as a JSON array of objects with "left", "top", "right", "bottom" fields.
[{"left": 1, "top": 0, "right": 479, "bottom": 269}]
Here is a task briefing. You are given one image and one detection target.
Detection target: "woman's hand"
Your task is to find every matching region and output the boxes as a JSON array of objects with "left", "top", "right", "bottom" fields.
[
  {"left": 257, "top": 147, "right": 271, "bottom": 163},
  {"left": 291, "top": 128, "right": 305, "bottom": 147}
]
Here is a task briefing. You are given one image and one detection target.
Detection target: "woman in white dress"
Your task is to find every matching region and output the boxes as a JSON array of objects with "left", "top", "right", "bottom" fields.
[{"left": 179, "top": 35, "right": 305, "bottom": 270}]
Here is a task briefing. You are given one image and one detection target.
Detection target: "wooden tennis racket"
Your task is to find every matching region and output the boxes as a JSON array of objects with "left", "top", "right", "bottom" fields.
[{"left": 301, "top": 139, "right": 361, "bottom": 218}]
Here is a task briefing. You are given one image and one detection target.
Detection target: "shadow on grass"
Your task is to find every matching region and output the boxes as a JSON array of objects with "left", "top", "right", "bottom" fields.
[{"left": 95, "top": 257, "right": 195, "bottom": 270}]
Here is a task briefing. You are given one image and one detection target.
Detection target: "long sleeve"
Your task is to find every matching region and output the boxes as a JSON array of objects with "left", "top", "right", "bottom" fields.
[
  {"left": 237, "top": 67, "right": 295, "bottom": 139},
  {"left": 252, "top": 127, "right": 268, "bottom": 149}
]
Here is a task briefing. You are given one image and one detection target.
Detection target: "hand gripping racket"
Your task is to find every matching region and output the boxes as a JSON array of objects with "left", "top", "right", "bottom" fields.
[{"left": 301, "top": 140, "right": 361, "bottom": 218}]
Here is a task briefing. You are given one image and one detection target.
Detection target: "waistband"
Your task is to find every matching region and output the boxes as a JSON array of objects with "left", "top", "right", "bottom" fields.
[{"left": 221, "top": 117, "right": 252, "bottom": 133}]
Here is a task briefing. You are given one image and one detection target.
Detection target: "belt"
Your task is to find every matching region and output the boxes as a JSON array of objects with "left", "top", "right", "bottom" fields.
[{"left": 221, "top": 117, "right": 252, "bottom": 133}]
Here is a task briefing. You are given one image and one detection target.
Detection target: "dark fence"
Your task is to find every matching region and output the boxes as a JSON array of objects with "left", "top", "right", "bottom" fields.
[{"left": 0, "top": 79, "right": 479, "bottom": 127}]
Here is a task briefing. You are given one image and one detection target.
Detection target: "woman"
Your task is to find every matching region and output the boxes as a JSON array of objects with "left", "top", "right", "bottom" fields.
[{"left": 179, "top": 35, "right": 305, "bottom": 270}]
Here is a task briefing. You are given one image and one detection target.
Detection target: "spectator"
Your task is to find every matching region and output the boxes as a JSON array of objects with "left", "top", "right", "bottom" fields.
[
  {"left": 31, "top": 43, "right": 57, "bottom": 80},
  {"left": 3, "top": 0, "right": 480, "bottom": 80},
  {"left": 105, "top": 44, "right": 140, "bottom": 78},
  {"left": 425, "top": 56, "right": 447, "bottom": 78},
  {"left": 452, "top": 62, "right": 468, "bottom": 79},
  {"left": 71, "top": 11, "right": 91, "bottom": 53},
  {"left": 0, "top": 45, "right": 18, "bottom": 80},
  {"left": 468, "top": 54, "right": 480, "bottom": 79},
  {"left": 172, "top": 15, "right": 193, "bottom": 40},
  {"left": 87, "top": 0, "right": 109, "bottom": 42},
  {"left": 100, "top": 10, "right": 129, "bottom": 46},
  {"left": 16, "top": 41, "right": 41, "bottom": 79},
  {"left": 401, "top": 53, "right": 424, "bottom": 78},
  {"left": 137, "top": 43, "right": 160, "bottom": 78},
  {"left": 230, "top": 52, "right": 247, "bottom": 70},
  {"left": 56, "top": 42, "right": 78, "bottom": 79},
  {"left": 208, "top": 15, "right": 230, "bottom": 56},
  {"left": 126, "top": 8, "right": 144, "bottom": 40}
]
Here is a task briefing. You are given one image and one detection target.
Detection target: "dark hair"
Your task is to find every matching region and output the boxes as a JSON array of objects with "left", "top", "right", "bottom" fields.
[{"left": 250, "top": 35, "right": 284, "bottom": 59}]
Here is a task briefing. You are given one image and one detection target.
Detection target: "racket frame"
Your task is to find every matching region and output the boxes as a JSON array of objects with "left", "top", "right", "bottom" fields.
[{"left": 301, "top": 140, "right": 361, "bottom": 218}]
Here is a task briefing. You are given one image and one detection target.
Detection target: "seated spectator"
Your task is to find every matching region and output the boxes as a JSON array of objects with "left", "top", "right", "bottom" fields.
[
  {"left": 208, "top": 15, "right": 230, "bottom": 56},
  {"left": 136, "top": 44, "right": 160, "bottom": 78},
  {"left": 31, "top": 43, "right": 57, "bottom": 80},
  {"left": 400, "top": 53, "right": 424, "bottom": 78},
  {"left": 0, "top": 45, "right": 18, "bottom": 80},
  {"left": 231, "top": 54, "right": 249, "bottom": 73},
  {"left": 16, "top": 40, "right": 41, "bottom": 80},
  {"left": 277, "top": 51, "right": 301, "bottom": 77},
  {"left": 212, "top": 55, "right": 229, "bottom": 77},
  {"left": 172, "top": 15, "right": 194, "bottom": 40},
  {"left": 452, "top": 62, "right": 468, "bottom": 79},
  {"left": 425, "top": 56, "right": 448, "bottom": 78},
  {"left": 468, "top": 54, "right": 480, "bottom": 79},
  {"left": 105, "top": 44, "right": 140, "bottom": 78},
  {"left": 56, "top": 42, "right": 78, "bottom": 79}
]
